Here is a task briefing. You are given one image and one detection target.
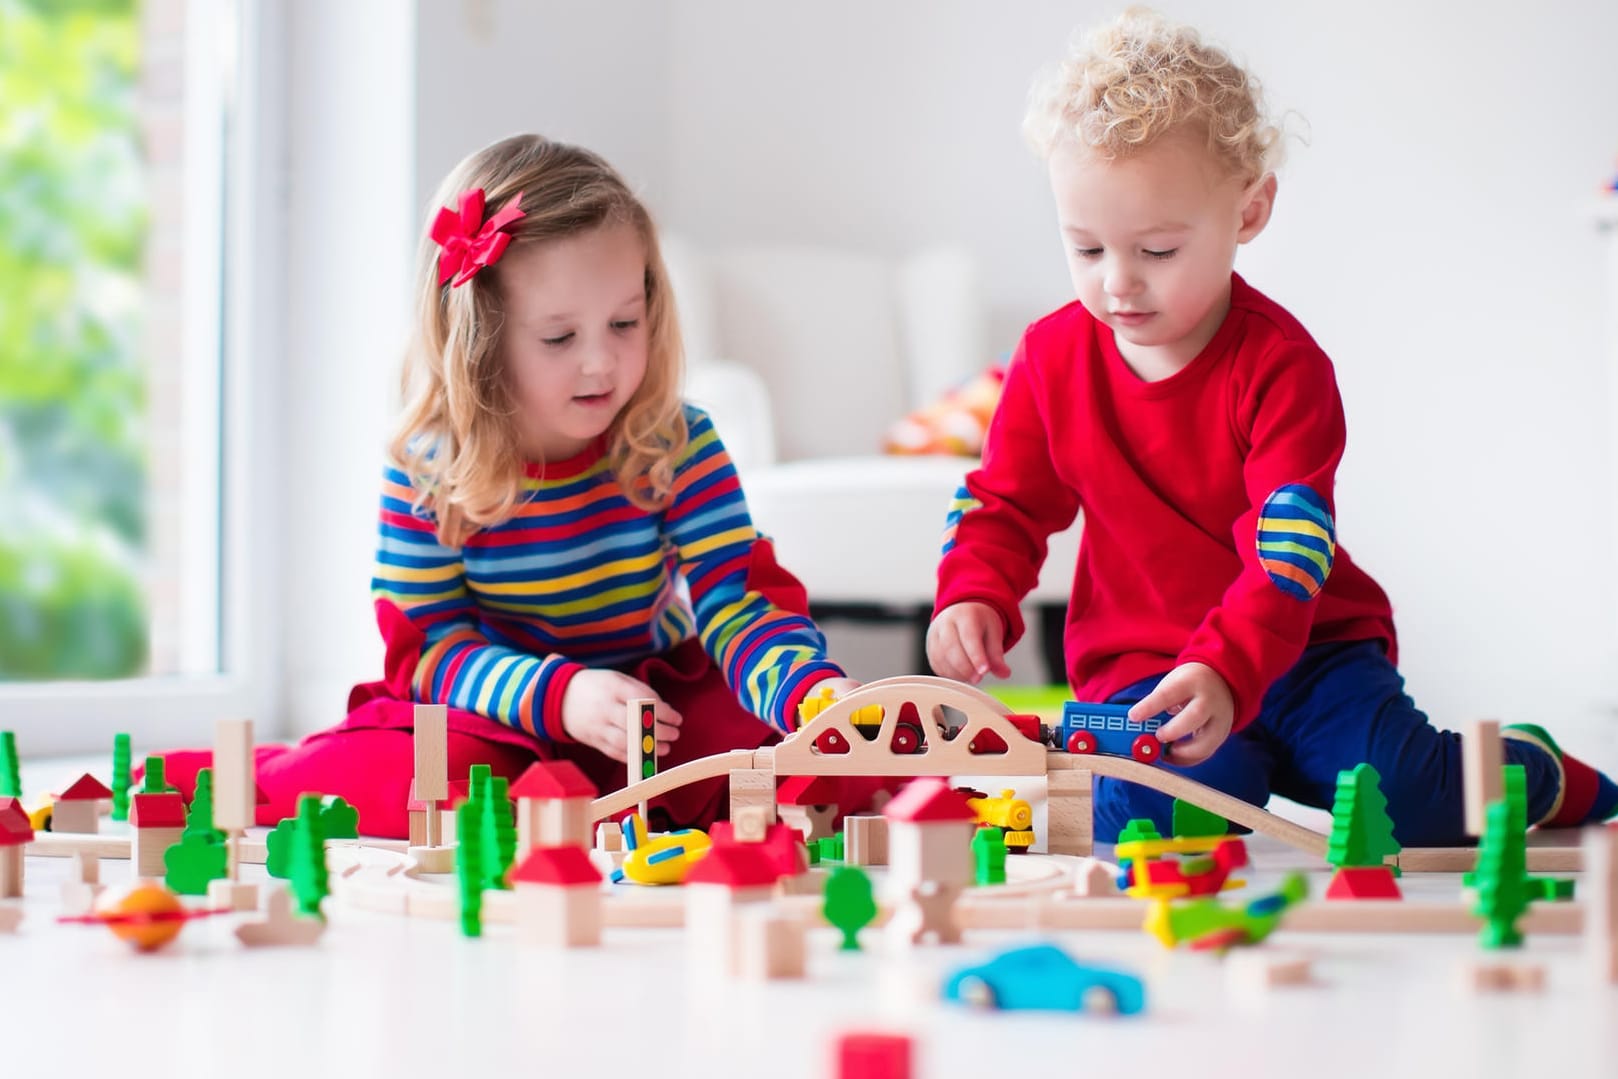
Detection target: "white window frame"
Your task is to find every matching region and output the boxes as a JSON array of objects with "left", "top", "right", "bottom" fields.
[{"left": 1, "top": 0, "right": 286, "bottom": 755}]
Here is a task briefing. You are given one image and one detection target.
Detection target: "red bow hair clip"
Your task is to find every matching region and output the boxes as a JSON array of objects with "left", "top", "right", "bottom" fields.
[{"left": 430, "top": 188, "right": 526, "bottom": 288}]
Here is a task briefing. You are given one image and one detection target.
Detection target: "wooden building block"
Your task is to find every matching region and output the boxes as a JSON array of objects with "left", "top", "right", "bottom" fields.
[
  {"left": 208, "top": 878, "right": 261, "bottom": 912},
  {"left": 735, "top": 910, "right": 806, "bottom": 980},
  {"left": 412, "top": 706, "right": 447, "bottom": 846},
  {"left": 213, "top": 718, "right": 256, "bottom": 834},
  {"left": 1070, "top": 857, "right": 1120, "bottom": 897},
  {"left": 1045, "top": 769, "right": 1093, "bottom": 856},
  {"left": 733, "top": 805, "right": 769, "bottom": 843},
  {"left": 1227, "top": 951, "right": 1314, "bottom": 992},
  {"left": 845, "top": 815, "right": 889, "bottom": 866},
  {"left": 1586, "top": 824, "right": 1618, "bottom": 984},
  {"left": 236, "top": 887, "right": 326, "bottom": 948},
  {"left": 0, "top": 847, "right": 20, "bottom": 899},
  {"left": 779, "top": 802, "right": 838, "bottom": 844},
  {"left": 131, "top": 827, "right": 182, "bottom": 879},
  {"left": 1465, "top": 961, "right": 1546, "bottom": 992},
  {"left": 728, "top": 769, "right": 777, "bottom": 827},
  {"left": 515, "top": 885, "right": 603, "bottom": 948},
  {"left": 0, "top": 907, "right": 21, "bottom": 934},
  {"left": 50, "top": 801, "right": 99, "bottom": 834},
  {"left": 71, "top": 850, "right": 99, "bottom": 886},
  {"left": 1462, "top": 719, "right": 1502, "bottom": 838}
]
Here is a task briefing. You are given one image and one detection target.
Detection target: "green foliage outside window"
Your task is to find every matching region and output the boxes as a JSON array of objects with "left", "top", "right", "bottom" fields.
[{"left": 0, "top": 0, "right": 148, "bottom": 678}]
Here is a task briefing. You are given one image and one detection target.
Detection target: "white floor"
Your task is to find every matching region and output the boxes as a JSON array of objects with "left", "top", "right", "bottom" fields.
[{"left": 4, "top": 763, "right": 1612, "bottom": 1079}]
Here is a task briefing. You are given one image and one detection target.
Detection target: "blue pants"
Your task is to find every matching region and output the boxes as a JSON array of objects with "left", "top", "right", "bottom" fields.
[{"left": 1092, "top": 640, "right": 1560, "bottom": 846}]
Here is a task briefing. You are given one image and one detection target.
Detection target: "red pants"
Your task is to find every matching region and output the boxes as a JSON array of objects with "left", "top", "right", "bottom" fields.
[
  {"left": 151, "top": 541, "right": 896, "bottom": 837},
  {"left": 153, "top": 640, "right": 813, "bottom": 837}
]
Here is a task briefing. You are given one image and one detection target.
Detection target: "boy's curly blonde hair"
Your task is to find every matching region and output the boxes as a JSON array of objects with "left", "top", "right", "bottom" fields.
[
  {"left": 391, "top": 134, "right": 687, "bottom": 548},
  {"left": 1024, "top": 7, "right": 1281, "bottom": 183}
]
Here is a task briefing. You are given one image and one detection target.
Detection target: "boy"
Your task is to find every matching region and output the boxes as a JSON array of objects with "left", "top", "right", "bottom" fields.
[{"left": 927, "top": 8, "right": 1617, "bottom": 843}]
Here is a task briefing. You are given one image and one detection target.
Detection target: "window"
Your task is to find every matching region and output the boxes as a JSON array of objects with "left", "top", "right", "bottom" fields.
[{"left": 0, "top": 0, "right": 282, "bottom": 754}]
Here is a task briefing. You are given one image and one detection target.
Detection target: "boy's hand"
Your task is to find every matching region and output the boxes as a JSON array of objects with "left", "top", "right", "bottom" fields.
[
  {"left": 926, "top": 601, "right": 1012, "bottom": 684},
  {"left": 1128, "top": 661, "right": 1234, "bottom": 767},
  {"left": 559, "top": 670, "right": 682, "bottom": 763}
]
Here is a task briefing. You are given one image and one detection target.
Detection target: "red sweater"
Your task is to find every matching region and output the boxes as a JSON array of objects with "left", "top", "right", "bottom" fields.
[{"left": 936, "top": 275, "right": 1396, "bottom": 729}]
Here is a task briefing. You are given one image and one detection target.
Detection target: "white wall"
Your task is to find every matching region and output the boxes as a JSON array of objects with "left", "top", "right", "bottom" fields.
[
  {"left": 414, "top": 0, "right": 674, "bottom": 227},
  {"left": 281, "top": 0, "right": 416, "bottom": 734},
  {"left": 286, "top": 1, "right": 1618, "bottom": 760}
]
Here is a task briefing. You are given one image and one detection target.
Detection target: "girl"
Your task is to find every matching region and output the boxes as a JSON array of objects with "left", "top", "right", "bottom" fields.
[{"left": 159, "top": 135, "right": 877, "bottom": 837}]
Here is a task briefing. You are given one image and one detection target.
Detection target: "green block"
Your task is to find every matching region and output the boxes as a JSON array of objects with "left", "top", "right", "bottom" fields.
[{"left": 1171, "top": 799, "right": 1227, "bottom": 838}]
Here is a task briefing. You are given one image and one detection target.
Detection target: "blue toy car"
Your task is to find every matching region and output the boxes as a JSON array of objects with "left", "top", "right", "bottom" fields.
[{"left": 941, "top": 942, "right": 1146, "bottom": 1015}]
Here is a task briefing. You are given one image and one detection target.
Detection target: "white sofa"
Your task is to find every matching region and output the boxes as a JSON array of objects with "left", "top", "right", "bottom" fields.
[{"left": 664, "top": 236, "right": 1082, "bottom": 680}]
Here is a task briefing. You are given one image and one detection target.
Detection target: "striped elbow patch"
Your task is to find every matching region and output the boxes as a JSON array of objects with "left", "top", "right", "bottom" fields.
[
  {"left": 941, "top": 487, "right": 983, "bottom": 554},
  {"left": 1255, "top": 483, "right": 1336, "bottom": 600}
]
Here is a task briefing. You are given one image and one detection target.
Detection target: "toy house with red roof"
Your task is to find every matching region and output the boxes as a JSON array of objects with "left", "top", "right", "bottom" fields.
[
  {"left": 51, "top": 774, "right": 113, "bottom": 835},
  {"left": 510, "top": 760, "right": 597, "bottom": 853},
  {"left": 882, "top": 778, "right": 976, "bottom": 945},
  {"left": 129, "top": 791, "right": 187, "bottom": 878},
  {"left": 883, "top": 777, "right": 976, "bottom": 891},
  {"left": 0, "top": 797, "right": 35, "bottom": 898},
  {"left": 511, "top": 844, "right": 604, "bottom": 948},
  {"left": 709, "top": 819, "right": 812, "bottom": 892},
  {"left": 777, "top": 775, "right": 842, "bottom": 843},
  {"left": 685, "top": 843, "right": 781, "bottom": 976}
]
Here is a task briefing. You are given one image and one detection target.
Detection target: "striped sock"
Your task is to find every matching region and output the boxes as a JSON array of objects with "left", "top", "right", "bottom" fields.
[{"left": 1502, "top": 723, "right": 1618, "bottom": 827}]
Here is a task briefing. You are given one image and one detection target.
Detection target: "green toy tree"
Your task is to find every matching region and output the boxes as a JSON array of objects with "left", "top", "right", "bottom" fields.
[
  {"left": 482, "top": 775, "right": 516, "bottom": 890},
  {"left": 318, "top": 795, "right": 360, "bottom": 840},
  {"left": 1473, "top": 797, "right": 1529, "bottom": 948},
  {"left": 139, "top": 754, "right": 179, "bottom": 796},
  {"left": 456, "top": 799, "right": 484, "bottom": 938},
  {"left": 110, "top": 732, "right": 132, "bottom": 821},
  {"left": 0, "top": 731, "right": 20, "bottom": 798},
  {"left": 287, "top": 793, "right": 330, "bottom": 918},
  {"left": 184, "top": 768, "right": 225, "bottom": 843},
  {"left": 1172, "top": 799, "right": 1227, "bottom": 839},
  {"left": 1326, "top": 763, "right": 1400, "bottom": 868},
  {"left": 1470, "top": 765, "right": 1574, "bottom": 901},
  {"left": 164, "top": 830, "right": 227, "bottom": 895},
  {"left": 972, "top": 825, "right": 1007, "bottom": 885},
  {"left": 1115, "top": 817, "right": 1160, "bottom": 875},
  {"left": 1117, "top": 818, "right": 1161, "bottom": 845},
  {"left": 469, "top": 763, "right": 492, "bottom": 804},
  {"left": 823, "top": 865, "right": 877, "bottom": 950},
  {"left": 264, "top": 816, "right": 298, "bottom": 879}
]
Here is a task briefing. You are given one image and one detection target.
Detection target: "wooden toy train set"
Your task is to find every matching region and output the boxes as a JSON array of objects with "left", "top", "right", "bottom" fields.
[{"left": 2, "top": 676, "right": 1614, "bottom": 1022}]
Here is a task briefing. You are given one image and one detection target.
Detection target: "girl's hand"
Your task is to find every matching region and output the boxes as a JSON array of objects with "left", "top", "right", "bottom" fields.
[
  {"left": 926, "top": 601, "right": 1011, "bottom": 684},
  {"left": 815, "top": 677, "right": 863, "bottom": 700},
  {"left": 559, "top": 669, "right": 682, "bottom": 763},
  {"left": 1128, "top": 661, "right": 1235, "bottom": 766}
]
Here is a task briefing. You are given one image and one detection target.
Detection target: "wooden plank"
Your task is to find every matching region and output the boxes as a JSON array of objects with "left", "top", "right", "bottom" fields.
[
  {"left": 1396, "top": 842, "right": 1582, "bottom": 874},
  {"left": 1048, "top": 754, "right": 1329, "bottom": 858},
  {"left": 590, "top": 750, "right": 757, "bottom": 821},
  {"left": 412, "top": 704, "right": 448, "bottom": 803},
  {"left": 213, "top": 718, "right": 256, "bottom": 832},
  {"left": 1462, "top": 719, "right": 1503, "bottom": 837}
]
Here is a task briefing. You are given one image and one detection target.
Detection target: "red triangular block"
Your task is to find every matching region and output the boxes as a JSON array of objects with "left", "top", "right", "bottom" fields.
[{"left": 1326, "top": 865, "right": 1402, "bottom": 900}]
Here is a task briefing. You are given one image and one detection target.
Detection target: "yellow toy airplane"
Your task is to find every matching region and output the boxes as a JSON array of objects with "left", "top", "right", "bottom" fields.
[{"left": 610, "top": 812, "right": 712, "bottom": 886}]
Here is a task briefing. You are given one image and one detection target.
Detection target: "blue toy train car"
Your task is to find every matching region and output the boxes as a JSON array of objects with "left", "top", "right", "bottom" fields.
[{"left": 1055, "top": 701, "right": 1167, "bottom": 764}]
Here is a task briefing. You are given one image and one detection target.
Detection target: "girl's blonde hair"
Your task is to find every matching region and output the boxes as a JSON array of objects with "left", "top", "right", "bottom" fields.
[
  {"left": 1024, "top": 7, "right": 1281, "bottom": 183},
  {"left": 391, "top": 134, "right": 687, "bottom": 547}
]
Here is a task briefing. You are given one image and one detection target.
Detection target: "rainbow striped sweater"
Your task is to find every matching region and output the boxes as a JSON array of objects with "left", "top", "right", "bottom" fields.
[{"left": 371, "top": 406, "right": 842, "bottom": 739}]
